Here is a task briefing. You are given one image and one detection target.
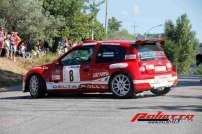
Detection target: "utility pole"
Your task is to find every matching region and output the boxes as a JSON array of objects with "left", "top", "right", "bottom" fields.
[
  {"left": 134, "top": 23, "right": 136, "bottom": 39},
  {"left": 91, "top": 18, "right": 95, "bottom": 40},
  {"left": 105, "top": 0, "right": 108, "bottom": 39}
]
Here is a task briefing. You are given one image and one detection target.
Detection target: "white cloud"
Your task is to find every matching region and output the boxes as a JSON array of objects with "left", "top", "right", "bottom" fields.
[{"left": 133, "top": 3, "right": 140, "bottom": 16}]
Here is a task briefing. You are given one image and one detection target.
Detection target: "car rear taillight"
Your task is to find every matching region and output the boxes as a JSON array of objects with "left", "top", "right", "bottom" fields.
[{"left": 139, "top": 65, "right": 146, "bottom": 72}]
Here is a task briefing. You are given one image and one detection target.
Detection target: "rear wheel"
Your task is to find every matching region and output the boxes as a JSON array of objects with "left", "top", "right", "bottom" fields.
[
  {"left": 110, "top": 74, "right": 134, "bottom": 98},
  {"left": 150, "top": 87, "right": 171, "bottom": 96},
  {"left": 29, "top": 75, "right": 46, "bottom": 98}
]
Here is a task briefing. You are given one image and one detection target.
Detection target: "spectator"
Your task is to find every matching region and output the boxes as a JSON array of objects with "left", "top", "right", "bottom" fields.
[
  {"left": 19, "top": 42, "right": 26, "bottom": 58},
  {"left": 35, "top": 40, "right": 41, "bottom": 57},
  {"left": 43, "top": 40, "right": 49, "bottom": 54},
  {"left": 9, "top": 32, "right": 15, "bottom": 60},
  {"left": 10, "top": 32, "right": 21, "bottom": 62},
  {"left": 4, "top": 32, "right": 10, "bottom": 58},
  {"left": 0, "top": 27, "right": 4, "bottom": 56}
]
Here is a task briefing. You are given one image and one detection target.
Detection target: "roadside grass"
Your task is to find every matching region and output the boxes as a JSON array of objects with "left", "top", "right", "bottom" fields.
[
  {"left": 17, "top": 53, "right": 58, "bottom": 70},
  {"left": 34, "top": 53, "right": 58, "bottom": 66}
]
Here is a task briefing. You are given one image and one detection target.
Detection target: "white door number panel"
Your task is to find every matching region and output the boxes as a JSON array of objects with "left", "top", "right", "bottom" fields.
[{"left": 63, "top": 65, "right": 80, "bottom": 83}]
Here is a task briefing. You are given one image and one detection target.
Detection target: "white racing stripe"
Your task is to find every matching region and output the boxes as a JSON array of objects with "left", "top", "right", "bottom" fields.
[{"left": 109, "top": 63, "right": 128, "bottom": 69}]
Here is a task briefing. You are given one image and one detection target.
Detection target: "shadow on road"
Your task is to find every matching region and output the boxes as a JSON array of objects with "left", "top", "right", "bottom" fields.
[
  {"left": 0, "top": 92, "right": 161, "bottom": 100},
  {"left": 0, "top": 93, "right": 119, "bottom": 100},
  {"left": 169, "top": 95, "right": 202, "bottom": 100}
]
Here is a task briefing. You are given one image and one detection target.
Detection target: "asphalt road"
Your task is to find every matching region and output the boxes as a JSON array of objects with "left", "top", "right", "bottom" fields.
[{"left": 0, "top": 76, "right": 202, "bottom": 134}]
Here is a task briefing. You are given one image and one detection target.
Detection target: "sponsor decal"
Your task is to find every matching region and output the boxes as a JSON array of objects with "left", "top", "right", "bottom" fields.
[
  {"left": 125, "top": 54, "right": 136, "bottom": 60},
  {"left": 80, "top": 84, "right": 107, "bottom": 89},
  {"left": 46, "top": 79, "right": 108, "bottom": 90},
  {"left": 52, "top": 84, "right": 79, "bottom": 89},
  {"left": 46, "top": 83, "right": 80, "bottom": 89},
  {"left": 52, "top": 75, "right": 61, "bottom": 80},
  {"left": 52, "top": 66, "right": 62, "bottom": 81},
  {"left": 102, "top": 52, "right": 114, "bottom": 58},
  {"left": 104, "top": 77, "right": 109, "bottom": 81},
  {"left": 93, "top": 72, "right": 109, "bottom": 78},
  {"left": 131, "top": 112, "right": 194, "bottom": 124}
]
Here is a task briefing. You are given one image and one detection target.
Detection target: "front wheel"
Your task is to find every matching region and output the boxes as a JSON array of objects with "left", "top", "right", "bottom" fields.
[
  {"left": 29, "top": 75, "right": 46, "bottom": 98},
  {"left": 110, "top": 74, "right": 134, "bottom": 98},
  {"left": 150, "top": 87, "right": 171, "bottom": 96}
]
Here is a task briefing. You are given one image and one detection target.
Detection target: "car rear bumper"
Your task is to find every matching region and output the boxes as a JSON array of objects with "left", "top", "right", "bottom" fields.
[{"left": 133, "top": 74, "right": 178, "bottom": 92}]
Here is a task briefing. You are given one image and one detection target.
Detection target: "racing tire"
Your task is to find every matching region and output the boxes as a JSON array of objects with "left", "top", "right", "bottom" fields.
[
  {"left": 29, "top": 74, "right": 47, "bottom": 98},
  {"left": 150, "top": 87, "right": 171, "bottom": 96},
  {"left": 110, "top": 73, "right": 134, "bottom": 98}
]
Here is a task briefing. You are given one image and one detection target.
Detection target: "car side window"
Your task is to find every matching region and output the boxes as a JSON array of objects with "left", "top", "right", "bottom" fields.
[
  {"left": 61, "top": 46, "right": 94, "bottom": 66},
  {"left": 96, "top": 45, "right": 126, "bottom": 63}
]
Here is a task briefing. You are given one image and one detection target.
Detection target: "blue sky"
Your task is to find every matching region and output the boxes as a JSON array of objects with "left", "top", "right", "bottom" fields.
[{"left": 97, "top": 0, "right": 202, "bottom": 42}]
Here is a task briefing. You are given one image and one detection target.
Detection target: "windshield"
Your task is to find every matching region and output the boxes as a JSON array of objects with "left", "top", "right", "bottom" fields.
[
  {"left": 61, "top": 46, "right": 94, "bottom": 65},
  {"left": 133, "top": 43, "right": 166, "bottom": 61}
]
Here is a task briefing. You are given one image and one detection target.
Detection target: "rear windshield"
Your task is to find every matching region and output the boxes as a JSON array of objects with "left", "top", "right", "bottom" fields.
[{"left": 133, "top": 43, "right": 166, "bottom": 61}]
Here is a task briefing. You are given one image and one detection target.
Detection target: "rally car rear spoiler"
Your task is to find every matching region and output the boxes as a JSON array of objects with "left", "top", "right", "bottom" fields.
[{"left": 135, "top": 38, "right": 165, "bottom": 46}]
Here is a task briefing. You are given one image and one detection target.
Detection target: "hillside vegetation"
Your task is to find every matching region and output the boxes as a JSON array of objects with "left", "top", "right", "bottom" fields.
[{"left": 0, "top": 54, "right": 58, "bottom": 88}]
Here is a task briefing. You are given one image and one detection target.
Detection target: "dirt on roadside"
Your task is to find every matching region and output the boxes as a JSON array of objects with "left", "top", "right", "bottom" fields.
[
  {"left": 0, "top": 54, "right": 57, "bottom": 88},
  {"left": 0, "top": 58, "right": 30, "bottom": 88}
]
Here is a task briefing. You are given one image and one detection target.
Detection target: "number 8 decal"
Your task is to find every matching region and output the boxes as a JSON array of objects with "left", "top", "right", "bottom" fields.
[{"left": 69, "top": 70, "right": 74, "bottom": 82}]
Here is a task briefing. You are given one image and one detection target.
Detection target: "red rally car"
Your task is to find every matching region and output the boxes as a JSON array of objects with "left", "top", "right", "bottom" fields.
[{"left": 23, "top": 39, "right": 178, "bottom": 98}]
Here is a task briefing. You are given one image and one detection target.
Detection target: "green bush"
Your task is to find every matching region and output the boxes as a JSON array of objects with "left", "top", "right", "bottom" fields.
[{"left": 193, "top": 65, "right": 202, "bottom": 75}]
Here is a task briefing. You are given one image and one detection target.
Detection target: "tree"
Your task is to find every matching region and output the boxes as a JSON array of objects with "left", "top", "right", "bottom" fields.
[
  {"left": 108, "top": 17, "right": 122, "bottom": 34},
  {"left": 0, "top": 0, "right": 64, "bottom": 43},
  {"left": 0, "top": 18, "right": 6, "bottom": 28},
  {"left": 0, "top": 0, "right": 105, "bottom": 50},
  {"left": 108, "top": 29, "right": 134, "bottom": 40},
  {"left": 43, "top": 0, "right": 105, "bottom": 41},
  {"left": 164, "top": 14, "right": 199, "bottom": 74},
  {"left": 84, "top": 0, "right": 105, "bottom": 40}
]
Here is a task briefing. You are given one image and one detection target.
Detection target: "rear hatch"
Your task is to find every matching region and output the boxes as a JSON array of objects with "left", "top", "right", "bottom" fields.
[{"left": 133, "top": 42, "right": 172, "bottom": 75}]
